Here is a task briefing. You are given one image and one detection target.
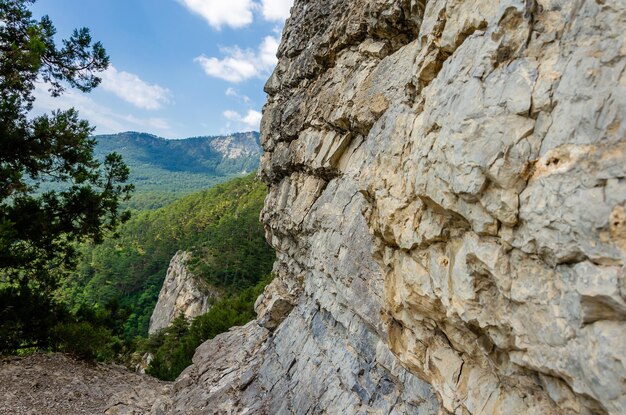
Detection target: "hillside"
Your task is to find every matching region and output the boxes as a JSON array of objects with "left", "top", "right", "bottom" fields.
[
  {"left": 58, "top": 174, "right": 274, "bottom": 339},
  {"left": 95, "top": 131, "right": 260, "bottom": 176},
  {"left": 35, "top": 131, "right": 262, "bottom": 209},
  {"left": 95, "top": 131, "right": 261, "bottom": 209}
]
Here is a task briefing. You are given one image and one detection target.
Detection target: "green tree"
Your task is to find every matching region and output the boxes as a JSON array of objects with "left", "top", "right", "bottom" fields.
[
  {"left": 0, "top": 0, "right": 132, "bottom": 289},
  {"left": 58, "top": 175, "right": 273, "bottom": 339},
  {"left": 0, "top": 0, "right": 132, "bottom": 352}
]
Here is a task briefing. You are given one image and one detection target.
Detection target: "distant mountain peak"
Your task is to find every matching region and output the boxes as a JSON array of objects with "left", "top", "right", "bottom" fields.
[
  {"left": 208, "top": 133, "right": 261, "bottom": 160},
  {"left": 94, "top": 131, "right": 261, "bottom": 173}
]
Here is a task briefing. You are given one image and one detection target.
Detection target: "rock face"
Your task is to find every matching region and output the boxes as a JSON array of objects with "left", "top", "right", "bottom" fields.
[
  {"left": 162, "top": 0, "right": 626, "bottom": 414},
  {"left": 149, "top": 251, "right": 217, "bottom": 334},
  {"left": 209, "top": 131, "right": 262, "bottom": 161}
]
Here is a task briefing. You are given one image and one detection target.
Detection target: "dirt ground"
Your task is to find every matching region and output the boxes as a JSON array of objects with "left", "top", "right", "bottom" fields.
[{"left": 0, "top": 353, "right": 171, "bottom": 415}]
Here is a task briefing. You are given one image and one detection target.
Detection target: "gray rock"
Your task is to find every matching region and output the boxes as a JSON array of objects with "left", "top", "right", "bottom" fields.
[
  {"left": 158, "top": 0, "right": 626, "bottom": 414},
  {"left": 149, "top": 251, "right": 219, "bottom": 335}
]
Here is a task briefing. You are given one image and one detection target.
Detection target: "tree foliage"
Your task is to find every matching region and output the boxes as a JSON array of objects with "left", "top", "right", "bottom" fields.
[
  {"left": 37, "top": 131, "right": 263, "bottom": 210},
  {"left": 0, "top": 0, "right": 132, "bottom": 354},
  {"left": 59, "top": 174, "right": 274, "bottom": 338},
  {"left": 0, "top": 0, "right": 132, "bottom": 291}
]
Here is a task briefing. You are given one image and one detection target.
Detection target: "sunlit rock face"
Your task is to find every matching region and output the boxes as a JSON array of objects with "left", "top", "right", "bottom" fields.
[
  {"left": 149, "top": 251, "right": 217, "bottom": 334},
  {"left": 163, "top": 1, "right": 626, "bottom": 414},
  {"left": 208, "top": 132, "right": 261, "bottom": 161}
]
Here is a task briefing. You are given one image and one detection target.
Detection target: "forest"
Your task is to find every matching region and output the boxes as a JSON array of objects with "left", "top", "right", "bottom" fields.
[
  {"left": 37, "top": 131, "right": 262, "bottom": 210},
  {"left": 2, "top": 173, "right": 275, "bottom": 380},
  {"left": 60, "top": 174, "right": 274, "bottom": 340}
]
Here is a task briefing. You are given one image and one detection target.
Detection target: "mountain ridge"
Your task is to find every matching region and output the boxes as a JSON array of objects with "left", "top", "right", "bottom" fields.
[
  {"left": 94, "top": 131, "right": 261, "bottom": 174},
  {"left": 92, "top": 131, "right": 262, "bottom": 209}
]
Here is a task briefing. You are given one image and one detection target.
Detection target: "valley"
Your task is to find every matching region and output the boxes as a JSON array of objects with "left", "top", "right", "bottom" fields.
[{"left": 2, "top": 128, "right": 274, "bottom": 382}]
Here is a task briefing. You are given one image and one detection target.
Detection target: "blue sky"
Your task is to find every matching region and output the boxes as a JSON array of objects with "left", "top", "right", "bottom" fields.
[{"left": 29, "top": 0, "right": 293, "bottom": 139}]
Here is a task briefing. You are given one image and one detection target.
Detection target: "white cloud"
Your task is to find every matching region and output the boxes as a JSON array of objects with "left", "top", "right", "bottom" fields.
[
  {"left": 177, "top": 0, "right": 292, "bottom": 29},
  {"left": 195, "top": 51, "right": 258, "bottom": 83},
  {"left": 100, "top": 66, "right": 170, "bottom": 110},
  {"left": 225, "top": 87, "right": 251, "bottom": 104},
  {"left": 32, "top": 83, "right": 172, "bottom": 136},
  {"left": 260, "top": 0, "right": 293, "bottom": 21},
  {"left": 178, "top": 0, "right": 255, "bottom": 29},
  {"left": 223, "top": 109, "right": 262, "bottom": 130},
  {"left": 258, "top": 36, "right": 279, "bottom": 68},
  {"left": 195, "top": 36, "right": 279, "bottom": 83}
]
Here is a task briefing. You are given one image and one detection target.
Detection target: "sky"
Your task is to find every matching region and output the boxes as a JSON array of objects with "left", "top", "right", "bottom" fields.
[{"left": 29, "top": 0, "right": 294, "bottom": 139}]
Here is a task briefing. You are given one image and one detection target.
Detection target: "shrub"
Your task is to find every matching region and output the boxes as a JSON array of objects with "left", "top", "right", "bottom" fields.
[{"left": 50, "top": 321, "right": 115, "bottom": 360}]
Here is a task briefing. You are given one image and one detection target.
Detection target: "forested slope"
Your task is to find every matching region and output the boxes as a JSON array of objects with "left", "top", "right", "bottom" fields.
[
  {"left": 95, "top": 132, "right": 261, "bottom": 209},
  {"left": 58, "top": 174, "right": 274, "bottom": 339},
  {"left": 36, "top": 131, "right": 262, "bottom": 209}
]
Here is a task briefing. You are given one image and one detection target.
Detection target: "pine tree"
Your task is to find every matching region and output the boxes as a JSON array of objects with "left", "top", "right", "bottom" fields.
[{"left": 0, "top": 0, "right": 132, "bottom": 351}]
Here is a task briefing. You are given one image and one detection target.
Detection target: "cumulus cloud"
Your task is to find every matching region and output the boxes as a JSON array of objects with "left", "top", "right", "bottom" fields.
[
  {"left": 195, "top": 36, "right": 279, "bottom": 83},
  {"left": 223, "top": 109, "right": 262, "bottom": 130},
  {"left": 100, "top": 66, "right": 170, "bottom": 110},
  {"left": 178, "top": 0, "right": 255, "bottom": 29},
  {"left": 225, "top": 87, "right": 251, "bottom": 104},
  {"left": 178, "top": 0, "right": 292, "bottom": 29},
  {"left": 260, "top": 0, "right": 293, "bottom": 21},
  {"left": 32, "top": 83, "right": 172, "bottom": 136},
  {"left": 258, "top": 36, "right": 279, "bottom": 68},
  {"left": 195, "top": 50, "right": 258, "bottom": 83}
]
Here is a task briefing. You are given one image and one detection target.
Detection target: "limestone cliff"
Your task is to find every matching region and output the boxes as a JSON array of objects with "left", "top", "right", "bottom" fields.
[
  {"left": 209, "top": 131, "right": 262, "bottom": 162},
  {"left": 161, "top": 0, "right": 626, "bottom": 414},
  {"left": 149, "top": 251, "right": 217, "bottom": 334}
]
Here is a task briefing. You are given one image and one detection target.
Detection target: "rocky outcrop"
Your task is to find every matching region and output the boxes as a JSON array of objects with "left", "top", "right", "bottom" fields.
[
  {"left": 161, "top": 0, "right": 626, "bottom": 414},
  {"left": 209, "top": 131, "right": 261, "bottom": 161},
  {"left": 149, "top": 251, "right": 218, "bottom": 334}
]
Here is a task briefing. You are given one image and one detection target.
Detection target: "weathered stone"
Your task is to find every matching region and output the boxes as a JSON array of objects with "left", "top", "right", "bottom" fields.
[
  {"left": 149, "top": 251, "right": 219, "bottom": 334},
  {"left": 160, "top": 0, "right": 626, "bottom": 414}
]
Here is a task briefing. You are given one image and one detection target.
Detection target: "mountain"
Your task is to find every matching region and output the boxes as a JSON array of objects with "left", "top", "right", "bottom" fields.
[
  {"left": 94, "top": 131, "right": 261, "bottom": 176},
  {"left": 92, "top": 131, "right": 261, "bottom": 209}
]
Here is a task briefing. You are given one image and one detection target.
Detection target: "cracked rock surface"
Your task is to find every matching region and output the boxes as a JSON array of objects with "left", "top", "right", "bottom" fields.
[{"left": 160, "top": 0, "right": 626, "bottom": 414}]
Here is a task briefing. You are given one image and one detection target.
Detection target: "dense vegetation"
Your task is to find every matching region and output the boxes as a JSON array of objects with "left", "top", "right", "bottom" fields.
[
  {"left": 95, "top": 132, "right": 261, "bottom": 176},
  {"left": 0, "top": 285, "right": 132, "bottom": 360},
  {"left": 0, "top": 0, "right": 132, "bottom": 355},
  {"left": 34, "top": 131, "right": 262, "bottom": 210},
  {"left": 1, "top": 174, "right": 274, "bottom": 367},
  {"left": 1, "top": 1, "right": 273, "bottom": 378},
  {"left": 59, "top": 174, "right": 274, "bottom": 339}
]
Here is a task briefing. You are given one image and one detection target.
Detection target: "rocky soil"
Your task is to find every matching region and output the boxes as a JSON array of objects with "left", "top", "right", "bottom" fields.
[{"left": 0, "top": 353, "right": 170, "bottom": 415}]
